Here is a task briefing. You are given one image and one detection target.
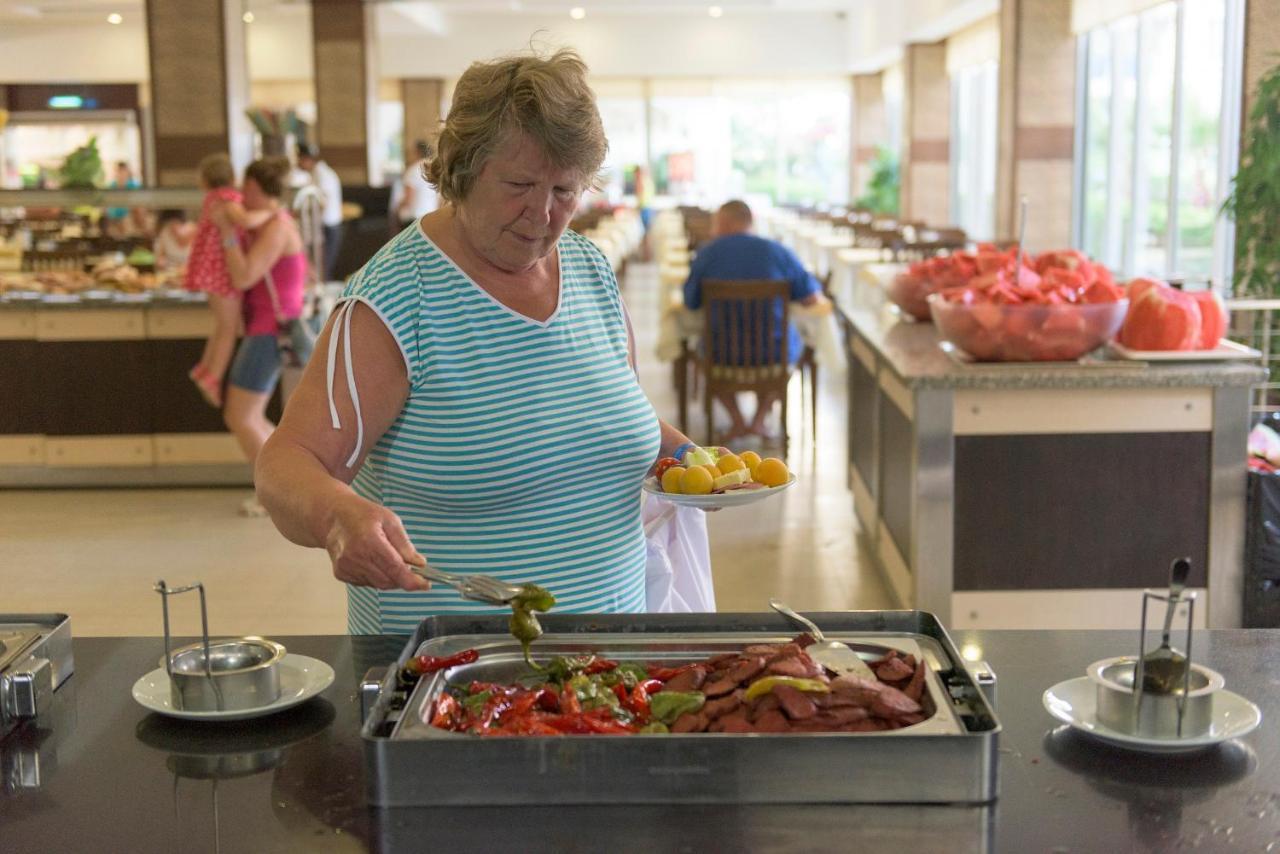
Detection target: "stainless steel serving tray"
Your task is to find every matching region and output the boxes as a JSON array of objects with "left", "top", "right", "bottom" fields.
[{"left": 362, "top": 611, "right": 1000, "bottom": 806}]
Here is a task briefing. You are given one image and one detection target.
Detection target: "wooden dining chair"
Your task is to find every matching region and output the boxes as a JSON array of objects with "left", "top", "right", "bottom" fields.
[{"left": 700, "top": 278, "right": 794, "bottom": 450}]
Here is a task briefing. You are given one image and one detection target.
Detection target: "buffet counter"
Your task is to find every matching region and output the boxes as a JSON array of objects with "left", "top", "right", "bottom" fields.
[
  {"left": 0, "top": 296, "right": 280, "bottom": 487},
  {"left": 2, "top": 629, "right": 1276, "bottom": 852},
  {"left": 838, "top": 282, "right": 1265, "bottom": 630}
]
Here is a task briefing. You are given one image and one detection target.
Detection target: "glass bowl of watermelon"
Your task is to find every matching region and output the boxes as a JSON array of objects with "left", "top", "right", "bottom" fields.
[{"left": 929, "top": 277, "right": 1129, "bottom": 362}]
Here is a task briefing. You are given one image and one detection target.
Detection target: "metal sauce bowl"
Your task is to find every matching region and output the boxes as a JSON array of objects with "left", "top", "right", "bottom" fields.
[
  {"left": 1087, "top": 656, "right": 1222, "bottom": 739},
  {"left": 164, "top": 637, "right": 286, "bottom": 712}
]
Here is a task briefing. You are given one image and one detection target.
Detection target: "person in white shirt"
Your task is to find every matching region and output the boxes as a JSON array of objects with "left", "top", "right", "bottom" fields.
[
  {"left": 396, "top": 140, "right": 439, "bottom": 226},
  {"left": 296, "top": 144, "right": 344, "bottom": 281}
]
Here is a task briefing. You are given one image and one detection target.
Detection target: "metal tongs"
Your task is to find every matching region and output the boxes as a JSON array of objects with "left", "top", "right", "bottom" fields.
[{"left": 407, "top": 564, "right": 523, "bottom": 606}]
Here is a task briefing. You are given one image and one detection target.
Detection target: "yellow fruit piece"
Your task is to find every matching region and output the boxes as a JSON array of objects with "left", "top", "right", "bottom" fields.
[
  {"left": 755, "top": 457, "right": 790, "bottom": 488},
  {"left": 703, "top": 464, "right": 722, "bottom": 479},
  {"left": 713, "top": 468, "right": 751, "bottom": 490},
  {"left": 681, "top": 466, "right": 714, "bottom": 495},
  {"left": 718, "top": 453, "right": 745, "bottom": 474},
  {"left": 661, "top": 466, "right": 686, "bottom": 494},
  {"left": 740, "top": 451, "right": 762, "bottom": 477}
]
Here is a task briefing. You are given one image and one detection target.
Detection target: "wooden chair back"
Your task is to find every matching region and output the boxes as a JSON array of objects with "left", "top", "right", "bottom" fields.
[{"left": 698, "top": 278, "right": 794, "bottom": 447}]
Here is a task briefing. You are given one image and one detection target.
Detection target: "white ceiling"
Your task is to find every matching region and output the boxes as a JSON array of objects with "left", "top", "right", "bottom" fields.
[{"left": 0, "top": 0, "right": 870, "bottom": 25}]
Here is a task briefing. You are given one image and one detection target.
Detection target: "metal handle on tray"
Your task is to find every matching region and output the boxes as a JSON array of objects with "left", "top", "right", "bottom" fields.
[
  {"left": 1134, "top": 589, "right": 1197, "bottom": 735},
  {"left": 154, "top": 579, "right": 219, "bottom": 711}
]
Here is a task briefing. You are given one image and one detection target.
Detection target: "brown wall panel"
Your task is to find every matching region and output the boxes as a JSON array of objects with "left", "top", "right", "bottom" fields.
[
  {"left": 42, "top": 341, "right": 153, "bottom": 435},
  {"left": 879, "top": 392, "right": 914, "bottom": 556},
  {"left": 849, "top": 352, "right": 877, "bottom": 498},
  {"left": 0, "top": 341, "right": 45, "bottom": 434},
  {"left": 954, "top": 432, "right": 1211, "bottom": 591}
]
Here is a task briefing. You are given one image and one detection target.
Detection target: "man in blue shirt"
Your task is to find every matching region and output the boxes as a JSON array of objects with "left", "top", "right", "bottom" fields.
[{"left": 683, "top": 200, "right": 826, "bottom": 442}]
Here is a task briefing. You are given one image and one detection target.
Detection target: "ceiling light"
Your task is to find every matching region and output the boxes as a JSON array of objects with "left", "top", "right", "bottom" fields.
[
  {"left": 242, "top": 11, "right": 254, "bottom": 23},
  {"left": 569, "top": 6, "right": 585, "bottom": 20},
  {"left": 107, "top": 12, "right": 122, "bottom": 24},
  {"left": 708, "top": 5, "right": 723, "bottom": 17}
]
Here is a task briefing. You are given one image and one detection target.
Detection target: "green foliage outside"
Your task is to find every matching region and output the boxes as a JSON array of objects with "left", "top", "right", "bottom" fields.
[
  {"left": 58, "top": 136, "right": 102, "bottom": 190},
  {"left": 855, "top": 147, "right": 899, "bottom": 215},
  {"left": 1224, "top": 60, "right": 1280, "bottom": 297}
]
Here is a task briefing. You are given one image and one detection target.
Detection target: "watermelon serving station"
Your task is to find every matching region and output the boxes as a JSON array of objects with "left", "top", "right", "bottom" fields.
[{"left": 836, "top": 267, "right": 1263, "bottom": 633}]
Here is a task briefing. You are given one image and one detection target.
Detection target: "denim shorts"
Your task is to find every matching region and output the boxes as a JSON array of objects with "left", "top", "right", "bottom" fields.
[{"left": 228, "top": 334, "right": 282, "bottom": 393}]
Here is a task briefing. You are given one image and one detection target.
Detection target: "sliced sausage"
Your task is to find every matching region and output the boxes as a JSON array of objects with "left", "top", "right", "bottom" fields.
[
  {"left": 767, "top": 656, "right": 823, "bottom": 680},
  {"left": 842, "top": 718, "right": 888, "bottom": 732},
  {"left": 752, "top": 709, "right": 790, "bottom": 733},
  {"left": 820, "top": 706, "right": 870, "bottom": 725},
  {"left": 702, "top": 678, "right": 737, "bottom": 698},
  {"left": 704, "top": 652, "right": 741, "bottom": 668},
  {"left": 671, "top": 711, "right": 709, "bottom": 733},
  {"left": 748, "top": 693, "right": 781, "bottom": 721},
  {"left": 726, "top": 655, "right": 766, "bottom": 685},
  {"left": 663, "top": 665, "right": 708, "bottom": 693},
  {"left": 871, "top": 684, "right": 922, "bottom": 719},
  {"left": 709, "top": 709, "right": 752, "bottom": 733},
  {"left": 703, "top": 691, "right": 744, "bottom": 721},
  {"left": 903, "top": 661, "right": 927, "bottom": 702},
  {"left": 767, "top": 643, "right": 804, "bottom": 663},
  {"left": 830, "top": 676, "right": 884, "bottom": 707},
  {"left": 897, "top": 712, "right": 927, "bottom": 727},
  {"left": 773, "top": 684, "right": 818, "bottom": 720},
  {"left": 875, "top": 655, "right": 915, "bottom": 683},
  {"left": 744, "top": 644, "right": 782, "bottom": 655}
]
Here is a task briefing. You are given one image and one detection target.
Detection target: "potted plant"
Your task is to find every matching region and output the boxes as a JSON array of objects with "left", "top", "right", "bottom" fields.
[
  {"left": 58, "top": 136, "right": 103, "bottom": 190},
  {"left": 1224, "top": 61, "right": 1280, "bottom": 297},
  {"left": 855, "top": 146, "right": 900, "bottom": 216}
]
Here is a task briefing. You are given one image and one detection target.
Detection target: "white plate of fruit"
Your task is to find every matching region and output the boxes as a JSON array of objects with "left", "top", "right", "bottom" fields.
[{"left": 643, "top": 446, "right": 796, "bottom": 508}]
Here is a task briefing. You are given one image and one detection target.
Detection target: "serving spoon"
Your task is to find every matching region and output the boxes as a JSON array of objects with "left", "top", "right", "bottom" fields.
[
  {"left": 769, "top": 599, "right": 877, "bottom": 680},
  {"left": 1140, "top": 557, "right": 1192, "bottom": 694}
]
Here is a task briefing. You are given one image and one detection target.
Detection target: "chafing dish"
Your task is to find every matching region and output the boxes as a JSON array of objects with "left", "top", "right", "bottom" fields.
[
  {"left": 362, "top": 611, "right": 1001, "bottom": 806},
  {"left": 0, "top": 613, "right": 73, "bottom": 743}
]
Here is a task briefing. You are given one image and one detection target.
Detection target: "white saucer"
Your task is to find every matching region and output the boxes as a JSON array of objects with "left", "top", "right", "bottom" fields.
[
  {"left": 642, "top": 473, "right": 796, "bottom": 508},
  {"left": 132, "top": 653, "right": 335, "bottom": 722},
  {"left": 1043, "top": 676, "right": 1261, "bottom": 754}
]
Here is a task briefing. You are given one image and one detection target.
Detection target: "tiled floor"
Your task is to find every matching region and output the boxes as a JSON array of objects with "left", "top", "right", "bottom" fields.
[{"left": 0, "top": 261, "right": 891, "bottom": 636}]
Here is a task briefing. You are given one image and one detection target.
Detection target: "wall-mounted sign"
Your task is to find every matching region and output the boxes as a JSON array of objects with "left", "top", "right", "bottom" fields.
[{"left": 47, "top": 95, "right": 100, "bottom": 110}]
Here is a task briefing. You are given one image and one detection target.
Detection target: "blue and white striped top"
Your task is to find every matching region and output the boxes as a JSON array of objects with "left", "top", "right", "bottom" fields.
[{"left": 335, "top": 224, "right": 661, "bottom": 634}]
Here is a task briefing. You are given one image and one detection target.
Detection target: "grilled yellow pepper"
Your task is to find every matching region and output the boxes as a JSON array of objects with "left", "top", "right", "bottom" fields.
[{"left": 743, "top": 676, "right": 831, "bottom": 702}]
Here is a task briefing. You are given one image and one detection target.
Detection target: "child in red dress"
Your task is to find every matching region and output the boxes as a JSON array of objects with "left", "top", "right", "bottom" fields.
[{"left": 185, "top": 153, "right": 271, "bottom": 407}]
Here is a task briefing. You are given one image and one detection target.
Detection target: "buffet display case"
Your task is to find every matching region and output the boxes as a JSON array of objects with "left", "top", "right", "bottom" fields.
[{"left": 0, "top": 189, "right": 281, "bottom": 486}]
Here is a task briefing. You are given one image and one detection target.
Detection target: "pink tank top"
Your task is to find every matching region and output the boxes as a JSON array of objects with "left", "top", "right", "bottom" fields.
[{"left": 242, "top": 218, "right": 308, "bottom": 335}]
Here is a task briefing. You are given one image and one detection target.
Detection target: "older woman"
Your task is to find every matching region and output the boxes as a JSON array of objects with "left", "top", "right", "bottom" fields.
[
  {"left": 214, "top": 156, "right": 308, "bottom": 515},
  {"left": 256, "top": 50, "right": 698, "bottom": 632}
]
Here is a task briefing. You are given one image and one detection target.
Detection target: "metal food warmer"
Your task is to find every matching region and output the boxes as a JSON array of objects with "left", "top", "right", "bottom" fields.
[
  {"left": 1, "top": 614, "right": 73, "bottom": 742},
  {"left": 361, "top": 611, "right": 1000, "bottom": 806}
]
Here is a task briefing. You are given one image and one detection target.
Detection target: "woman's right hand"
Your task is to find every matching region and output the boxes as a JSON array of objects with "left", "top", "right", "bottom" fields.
[{"left": 323, "top": 494, "right": 431, "bottom": 591}]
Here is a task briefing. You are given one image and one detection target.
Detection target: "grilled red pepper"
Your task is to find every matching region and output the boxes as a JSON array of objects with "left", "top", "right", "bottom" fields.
[
  {"left": 624, "top": 679, "right": 662, "bottom": 717},
  {"left": 430, "top": 694, "right": 463, "bottom": 729},
  {"left": 410, "top": 648, "right": 479, "bottom": 675},
  {"left": 582, "top": 657, "right": 619, "bottom": 675}
]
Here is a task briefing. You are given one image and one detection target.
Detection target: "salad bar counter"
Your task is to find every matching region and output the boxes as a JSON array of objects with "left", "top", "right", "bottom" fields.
[{"left": 838, "top": 290, "right": 1264, "bottom": 631}]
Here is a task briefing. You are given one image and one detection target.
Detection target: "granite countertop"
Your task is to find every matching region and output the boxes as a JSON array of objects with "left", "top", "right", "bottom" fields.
[
  {"left": 842, "top": 299, "right": 1267, "bottom": 391},
  {"left": 3, "top": 630, "right": 1278, "bottom": 853}
]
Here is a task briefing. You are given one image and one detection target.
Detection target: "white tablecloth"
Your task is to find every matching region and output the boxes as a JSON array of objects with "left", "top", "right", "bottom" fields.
[{"left": 655, "top": 300, "right": 844, "bottom": 376}]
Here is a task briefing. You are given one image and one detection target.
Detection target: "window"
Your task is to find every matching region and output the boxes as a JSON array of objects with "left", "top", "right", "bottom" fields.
[
  {"left": 591, "top": 77, "right": 851, "bottom": 208},
  {"left": 949, "top": 61, "right": 998, "bottom": 240},
  {"left": 1074, "top": 0, "right": 1245, "bottom": 286}
]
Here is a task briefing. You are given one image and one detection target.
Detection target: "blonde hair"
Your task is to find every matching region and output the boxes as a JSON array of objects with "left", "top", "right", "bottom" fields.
[
  {"left": 427, "top": 48, "right": 607, "bottom": 203},
  {"left": 198, "top": 153, "right": 235, "bottom": 189}
]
